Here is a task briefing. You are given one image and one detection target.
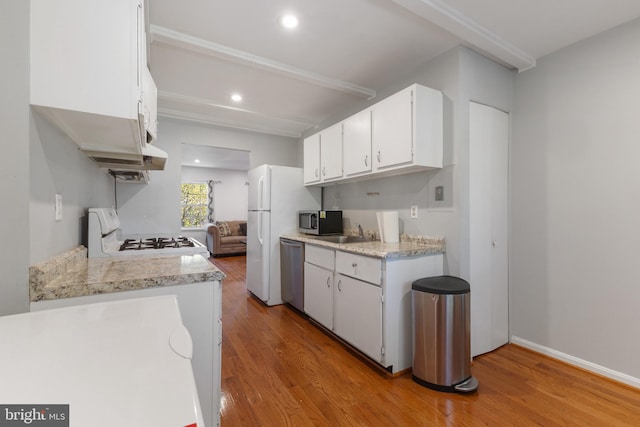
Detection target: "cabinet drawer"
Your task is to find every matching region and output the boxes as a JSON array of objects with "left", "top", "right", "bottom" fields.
[
  {"left": 335, "top": 252, "right": 381, "bottom": 285},
  {"left": 305, "top": 244, "right": 335, "bottom": 270}
]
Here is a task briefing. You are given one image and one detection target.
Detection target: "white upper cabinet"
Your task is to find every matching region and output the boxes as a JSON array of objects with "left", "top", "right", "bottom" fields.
[
  {"left": 30, "top": 0, "right": 149, "bottom": 154},
  {"left": 319, "top": 123, "right": 343, "bottom": 182},
  {"left": 342, "top": 109, "right": 372, "bottom": 177},
  {"left": 303, "top": 134, "right": 321, "bottom": 184},
  {"left": 304, "top": 83, "right": 442, "bottom": 186},
  {"left": 372, "top": 84, "right": 443, "bottom": 173},
  {"left": 303, "top": 123, "right": 343, "bottom": 185},
  {"left": 371, "top": 87, "right": 413, "bottom": 169}
]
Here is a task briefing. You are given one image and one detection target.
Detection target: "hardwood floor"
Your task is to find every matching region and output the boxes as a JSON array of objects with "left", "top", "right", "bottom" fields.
[{"left": 210, "top": 255, "right": 640, "bottom": 426}]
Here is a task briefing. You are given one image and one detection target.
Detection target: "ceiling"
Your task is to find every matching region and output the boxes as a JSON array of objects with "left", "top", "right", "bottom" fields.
[
  {"left": 181, "top": 143, "right": 250, "bottom": 170},
  {"left": 148, "top": 0, "right": 640, "bottom": 140}
]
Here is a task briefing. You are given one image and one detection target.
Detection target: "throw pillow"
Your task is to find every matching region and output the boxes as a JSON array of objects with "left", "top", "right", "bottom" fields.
[
  {"left": 239, "top": 222, "right": 247, "bottom": 236},
  {"left": 215, "top": 221, "right": 231, "bottom": 237}
]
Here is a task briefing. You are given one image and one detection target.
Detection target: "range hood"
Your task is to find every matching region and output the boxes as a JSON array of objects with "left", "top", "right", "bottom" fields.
[
  {"left": 82, "top": 143, "right": 167, "bottom": 171},
  {"left": 108, "top": 169, "right": 149, "bottom": 184}
]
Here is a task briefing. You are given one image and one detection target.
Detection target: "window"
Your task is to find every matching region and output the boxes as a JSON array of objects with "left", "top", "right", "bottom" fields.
[{"left": 181, "top": 182, "right": 209, "bottom": 228}]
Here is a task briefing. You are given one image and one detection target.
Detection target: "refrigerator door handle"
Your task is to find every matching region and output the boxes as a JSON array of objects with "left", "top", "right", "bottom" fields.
[
  {"left": 258, "top": 176, "right": 264, "bottom": 210},
  {"left": 257, "top": 211, "right": 264, "bottom": 246}
]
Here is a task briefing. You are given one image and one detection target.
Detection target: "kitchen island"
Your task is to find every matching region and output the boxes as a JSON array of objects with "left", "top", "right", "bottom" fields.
[
  {"left": 29, "top": 246, "right": 224, "bottom": 427},
  {"left": 282, "top": 233, "right": 445, "bottom": 375}
]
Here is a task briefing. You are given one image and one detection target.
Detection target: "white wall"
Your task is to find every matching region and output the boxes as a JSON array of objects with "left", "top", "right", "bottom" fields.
[
  {"left": 116, "top": 118, "right": 298, "bottom": 235},
  {"left": 181, "top": 166, "right": 249, "bottom": 221},
  {"left": 30, "top": 115, "right": 114, "bottom": 263},
  {"left": 511, "top": 18, "right": 640, "bottom": 381},
  {"left": 0, "top": 0, "right": 30, "bottom": 315}
]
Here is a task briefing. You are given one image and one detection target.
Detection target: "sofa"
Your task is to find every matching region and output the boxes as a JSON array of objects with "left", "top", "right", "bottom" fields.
[{"left": 205, "top": 220, "right": 247, "bottom": 257}]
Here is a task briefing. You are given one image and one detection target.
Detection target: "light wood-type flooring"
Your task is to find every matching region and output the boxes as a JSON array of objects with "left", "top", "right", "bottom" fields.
[{"left": 210, "top": 255, "right": 640, "bottom": 426}]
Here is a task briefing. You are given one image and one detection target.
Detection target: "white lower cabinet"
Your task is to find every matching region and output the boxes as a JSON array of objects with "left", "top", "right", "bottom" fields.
[
  {"left": 334, "top": 273, "right": 382, "bottom": 362},
  {"left": 304, "top": 262, "right": 334, "bottom": 330},
  {"left": 304, "top": 243, "right": 443, "bottom": 373}
]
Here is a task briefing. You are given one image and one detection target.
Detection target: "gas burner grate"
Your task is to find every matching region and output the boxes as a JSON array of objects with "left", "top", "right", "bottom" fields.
[{"left": 119, "top": 236, "right": 196, "bottom": 251}]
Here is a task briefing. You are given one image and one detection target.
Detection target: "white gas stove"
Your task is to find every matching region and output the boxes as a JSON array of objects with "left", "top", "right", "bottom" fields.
[{"left": 88, "top": 208, "right": 208, "bottom": 258}]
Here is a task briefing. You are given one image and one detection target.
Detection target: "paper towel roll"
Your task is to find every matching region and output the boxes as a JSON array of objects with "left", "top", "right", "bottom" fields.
[
  {"left": 382, "top": 211, "right": 399, "bottom": 243},
  {"left": 376, "top": 212, "right": 385, "bottom": 243}
]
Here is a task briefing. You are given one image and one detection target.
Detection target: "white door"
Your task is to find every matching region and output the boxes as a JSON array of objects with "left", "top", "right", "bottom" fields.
[
  {"left": 246, "top": 210, "right": 270, "bottom": 302},
  {"left": 469, "top": 101, "right": 509, "bottom": 357},
  {"left": 335, "top": 274, "right": 382, "bottom": 362},
  {"left": 320, "top": 123, "right": 343, "bottom": 181},
  {"left": 303, "top": 134, "right": 321, "bottom": 184},
  {"left": 303, "top": 262, "right": 334, "bottom": 330},
  {"left": 248, "top": 164, "right": 270, "bottom": 211},
  {"left": 343, "top": 109, "right": 372, "bottom": 177},
  {"left": 372, "top": 86, "right": 413, "bottom": 169}
]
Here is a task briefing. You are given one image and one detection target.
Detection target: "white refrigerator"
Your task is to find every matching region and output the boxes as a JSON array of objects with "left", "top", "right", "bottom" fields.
[{"left": 247, "top": 164, "right": 321, "bottom": 306}]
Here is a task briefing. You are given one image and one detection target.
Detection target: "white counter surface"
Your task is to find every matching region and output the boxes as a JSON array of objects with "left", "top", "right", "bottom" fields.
[
  {"left": 281, "top": 233, "right": 445, "bottom": 259},
  {"left": 0, "top": 296, "right": 204, "bottom": 427}
]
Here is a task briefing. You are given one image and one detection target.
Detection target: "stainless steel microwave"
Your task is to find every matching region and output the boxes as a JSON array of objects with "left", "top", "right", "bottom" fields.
[{"left": 298, "top": 210, "right": 343, "bottom": 235}]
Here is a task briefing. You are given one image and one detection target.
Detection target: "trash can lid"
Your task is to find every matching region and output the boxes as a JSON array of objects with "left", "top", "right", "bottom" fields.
[{"left": 412, "top": 276, "right": 470, "bottom": 294}]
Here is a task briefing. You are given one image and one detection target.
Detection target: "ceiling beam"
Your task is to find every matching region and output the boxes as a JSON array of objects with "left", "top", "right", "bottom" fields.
[
  {"left": 157, "top": 108, "right": 304, "bottom": 139},
  {"left": 158, "top": 91, "right": 317, "bottom": 128},
  {"left": 150, "top": 25, "right": 377, "bottom": 99},
  {"left": 390, "top": 0, "right": 536, "bottom": 71}
]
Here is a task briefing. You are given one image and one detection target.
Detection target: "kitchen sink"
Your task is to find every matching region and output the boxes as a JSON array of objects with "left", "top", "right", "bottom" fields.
[{"left": 312, "top": 235, "right": 375, "bottom": 244}]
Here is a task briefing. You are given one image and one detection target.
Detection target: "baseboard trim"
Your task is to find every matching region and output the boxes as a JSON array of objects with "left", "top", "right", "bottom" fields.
[{"left": 510, "top": 336, "right": 640, "bottom": 389}]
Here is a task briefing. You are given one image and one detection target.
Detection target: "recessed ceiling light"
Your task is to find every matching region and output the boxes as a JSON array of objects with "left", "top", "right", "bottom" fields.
[
  {"left": 194, "top": 159, "right": 201, "bottom": 164},
  {"left": 279, "top": 13, "right": 299, "bottom": 29},
  {"left": 231, "top": 93, "right": 243, "bottom": 102}
]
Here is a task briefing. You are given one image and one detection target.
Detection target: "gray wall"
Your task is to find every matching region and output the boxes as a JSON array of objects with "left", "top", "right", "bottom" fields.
[
  {"left": 511, "top": 18, "right": 640, "bottom": 379},
  {"left": 0, "top": 0, "right": 30, "bottom": 315}
]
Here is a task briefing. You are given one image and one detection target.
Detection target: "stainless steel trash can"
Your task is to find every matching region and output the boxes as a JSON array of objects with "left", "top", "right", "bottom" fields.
[{"left": 412, "top": 276, "right": 478, "bottom": 393}]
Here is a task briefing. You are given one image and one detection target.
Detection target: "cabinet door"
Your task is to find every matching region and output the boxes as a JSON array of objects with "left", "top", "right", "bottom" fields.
[
  {"left": 31, "top": 0, "right": 140, "bottom": 119},
  {"left": 304, "top": 262, "right": 333, "bottom": 330},
  {"left": 335, "top": 274, "right": 382, "bottom": 362},
  {"left": 343, "top": 109, "right": 372, "bottom": 176},
  {"left": 371, "top": 86, "right": 413, "bottom": 169},
  {"left": 303, "top": 134, "right": 321, "bottom": 184},
  {"left": 320, "top": 123, "right": 343, "bottom": 181}
]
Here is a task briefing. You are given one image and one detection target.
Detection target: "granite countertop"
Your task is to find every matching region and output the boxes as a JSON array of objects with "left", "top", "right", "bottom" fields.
[
  {"left": 281, "top": 233, "right": 445, "bottom": 259},
  {"left": 30, "top": 246, "right": 225, "bottom": 302}
]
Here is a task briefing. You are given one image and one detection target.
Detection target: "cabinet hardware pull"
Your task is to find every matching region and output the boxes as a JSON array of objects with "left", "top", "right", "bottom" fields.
[
  {"left": 492, "top": 241, "right": 497, "bottom": 247},
  {"left": 326, "top": 277, "right": 330, "bottom": 287},
  {"left": 364, "top": 155, "right": 368, "bottom": 166},
  {"left": 377, "top": 150, "right": 381, "bottom": 162},
  {"left": 322, "top": 166, "right": 326, "bottom": 176},
  {"left": 337, "top": 280, "right": 342, "bottom": 292},
  {"left": 315, "top": 168, "right": 319, "bottom": 177}
]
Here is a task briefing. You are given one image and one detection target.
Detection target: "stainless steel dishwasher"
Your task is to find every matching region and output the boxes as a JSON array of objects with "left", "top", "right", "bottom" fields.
[{"left": 280, "top": 238, "right": 305, "bottom": 312}]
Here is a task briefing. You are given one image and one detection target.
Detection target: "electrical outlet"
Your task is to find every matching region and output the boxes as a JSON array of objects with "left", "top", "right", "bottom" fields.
[
  {"left": 435, "top": 186, "right": 444, "bottom": 201},
  {"left": 410, "top": 205, "right": 418, "bottom": 218},
  {"left": 55, "top": 194, "right": 62, "bottom": 221}
]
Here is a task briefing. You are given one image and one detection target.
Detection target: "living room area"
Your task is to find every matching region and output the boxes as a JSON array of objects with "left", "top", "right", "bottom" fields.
[{"left": 180, "top": 143, "right": 249, "bottom": 258}]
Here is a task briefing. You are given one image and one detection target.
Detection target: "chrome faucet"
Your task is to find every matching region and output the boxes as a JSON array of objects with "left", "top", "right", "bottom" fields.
[{"left": 357, "top": 223, "right": 364, "bottom": 239}]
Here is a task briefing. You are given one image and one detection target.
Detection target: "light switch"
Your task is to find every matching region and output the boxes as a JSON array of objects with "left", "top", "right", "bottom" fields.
[
  {"left": 435, "top": 186, "right": 444, "bottom": 201},
  {"left": 55, "top": 194, "right": 62, "bottom": 221},
  {"left": 410, "top": 205, "right": 418, "bottom": 218}
]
